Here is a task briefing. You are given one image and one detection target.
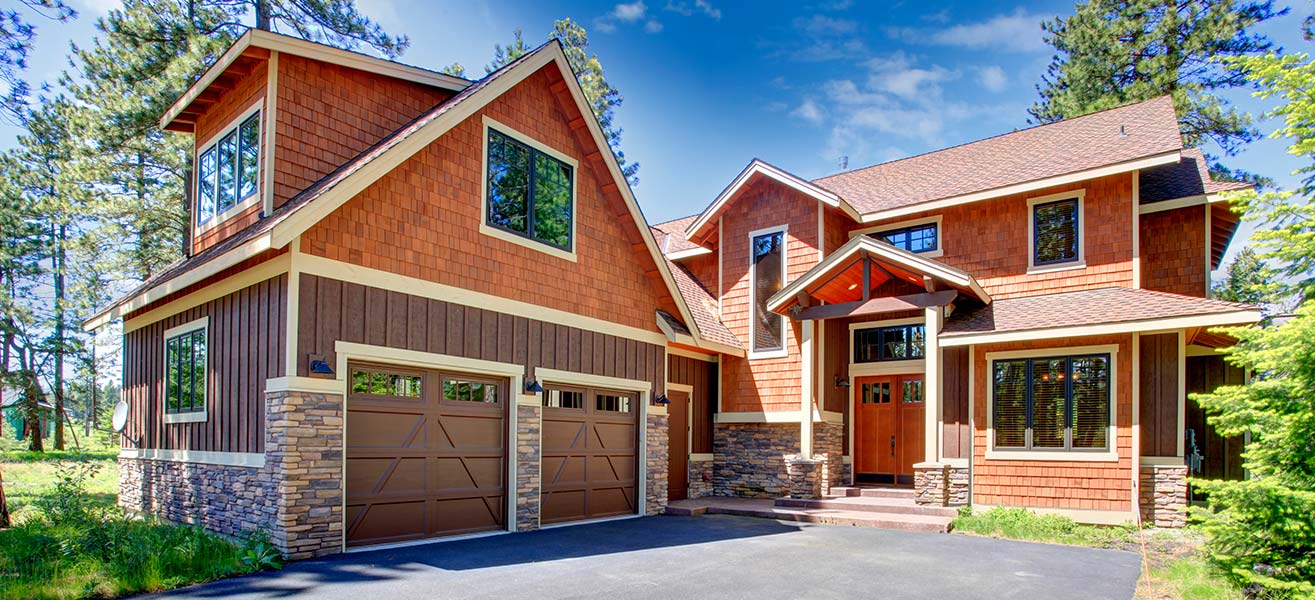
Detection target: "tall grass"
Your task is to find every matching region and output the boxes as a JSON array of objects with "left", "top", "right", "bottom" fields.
[{"left": 952, "top": 506, "right": 1136, "bottom": 548}]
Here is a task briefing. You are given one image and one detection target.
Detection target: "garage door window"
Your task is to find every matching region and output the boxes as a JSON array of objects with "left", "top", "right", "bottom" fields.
[
  {"left": 596, "top": 393, "right": 632, "bottom": 413},
  {"left": 545, "top": 387, "right": 585, "bottom": 409},
  {"left": 351, "top": 369, "right": 422, "bottom": 398},
  {"left": 442, "top": 377, "right": 500, "bottom": 403}
]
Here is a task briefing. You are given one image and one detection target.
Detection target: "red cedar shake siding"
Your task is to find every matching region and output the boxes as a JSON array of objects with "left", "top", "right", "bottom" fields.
[
  {"left": 120, "top": 274, "right": 288, "bottom": 453},
  {"left": 972, "top": 335, "right": 1135, "bottom": 512},
  {"left": 1141, "top": 205, "right": 1208, "bottom": 297},
  {"left": 719, "top": 180, "right": 820, "bottom": 413},
  {"left": 272, "top": 55, "right": 452, "bottom": 209},
  {"left": 301, "top": 65, "right": 677, "bottom": 333},
  {"left": 845, "top": 174, "right": 1135, "bottom": 299},
  {"left": 192, "top": 59, "right": 269, "bottom": 255}
]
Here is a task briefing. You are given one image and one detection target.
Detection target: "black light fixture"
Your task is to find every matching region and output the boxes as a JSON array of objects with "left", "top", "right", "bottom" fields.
[
  {"left": 309, "top": 356, "right": 335, "bottom": 376},
  {"left": 834, "top": 375, "right": 850, "bottom": 389},
  {"left": 655, "top": 394, "right": 670, "bottom": 405},
  {"left": 525, "top": 379, "right": 544, "bottom": 394}
]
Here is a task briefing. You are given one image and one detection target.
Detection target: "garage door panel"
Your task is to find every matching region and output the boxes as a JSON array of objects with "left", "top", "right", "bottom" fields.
[
  {"left": 347, "top": 411, "right": 426, "bottom": 449},
  {"left": 543, "top": 455, "right": 587, "bottom": 484},
  {"left": 542, "top": 385, "right": 639, "bottom": 524},
  {"left": 592, "top": 422, "right": 636, "bottom": 450},
  {"left": 437, "top": 414, "right": 505, "bottom": 449},
  {"left": 347, "top": 500, "right": 427, "bottom": 546},
  {"left": 346, "top": 457, "right": 427, "bottom": 496},
  {"left": 541, "top": 490, "right": 587, "bottom": 523},
  {"left": 542, "top": 419, "right": 586, "bottom": 449},
  {"left": 588, "top": 487, "right": 635, "bottom": 517},
  {"left": 434, "top": 456, "right": 504, "bottom": 489},
  {"left": 431, "top": 497, "right": 504, "bottom": 535},
  {"left": 589, "top": 455, "right": 635, "bottom": 482}
]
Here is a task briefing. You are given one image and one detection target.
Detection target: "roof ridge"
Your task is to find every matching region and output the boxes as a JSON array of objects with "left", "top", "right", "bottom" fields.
[
  {"left": 651, "top": 214, "right": 700, "bottom": 229},
  {"left": 812, "top": 95, "right": 1176, "bottom": 184}
]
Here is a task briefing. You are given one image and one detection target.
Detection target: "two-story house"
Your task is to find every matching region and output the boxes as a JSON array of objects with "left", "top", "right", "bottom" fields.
[{"left": 87, "top": 30, "right": 1259, "bottom": 559}]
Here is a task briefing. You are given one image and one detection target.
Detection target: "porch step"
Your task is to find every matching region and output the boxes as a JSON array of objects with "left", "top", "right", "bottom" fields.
[
  {"left": 666, "top": 498, "right": 953, "bottom": 534},
  {"left": 774, "top": 496, "right": 959, "bottom": 518},
  {"left": 829, "top": 486, "right": 917, "bottom": 500}
]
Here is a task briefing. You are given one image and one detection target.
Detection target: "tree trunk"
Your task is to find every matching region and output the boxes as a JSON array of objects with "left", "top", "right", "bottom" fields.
[
  {"left": 255, "top": 0, "right": 271, "bottom": 30},
  {"left": 21, "top": 370, "right": 44, "bottom": 453},
  {"left": 87, "top": 343, "right": 96, "bottom": 437},
  {"left": 52, "top": 221, "right": 67, "bottom": 451},
  {"left": 0, "top": 465, "right": 9, "bottom": 528}
]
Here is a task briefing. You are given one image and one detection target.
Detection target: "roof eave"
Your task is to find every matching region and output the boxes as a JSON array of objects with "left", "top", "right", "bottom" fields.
[
  {"left": 685, "top": 159, "right": 860, "bottom": 242},
  {"left": 939, "top": 308, "right": 1264, "bottom": 347}
]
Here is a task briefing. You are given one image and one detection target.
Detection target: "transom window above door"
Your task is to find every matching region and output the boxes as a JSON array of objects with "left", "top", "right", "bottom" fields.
[
  {"left": 196, "top": 109, "right": 261, "bottom": 227},
  {"left": 854, "top": 324, "right": 926, "bottom": 363},
  {"left": 484, "top": 124, "right": 576, "bottom": 257}
]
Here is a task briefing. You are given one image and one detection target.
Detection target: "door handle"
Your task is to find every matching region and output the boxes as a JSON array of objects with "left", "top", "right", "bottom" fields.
[{"left": 890, "top": 435, "right": 896, "bottom": 456}]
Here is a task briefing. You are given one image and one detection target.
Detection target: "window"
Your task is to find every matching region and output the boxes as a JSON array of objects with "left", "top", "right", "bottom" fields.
[
  {"left": 351, "top": 369, "right": 422, "bottom": 398},
  {"left": 870, "top": 222, "right": 938, "bottom": 254},
  {"left": 992, "top": 354, "right": 1111, "bottom": 452},
  {"left": 196, "top": 111, "right": 261, "bottom": 226},
  {"left": 750, "top": 228, "right": 786, "bottom": 356},
  {"left": 486, "top": 128, "right": 574, "bottom": 251},
  {"left": 442, "top": 377, "right": 499, "bottom": 403},
  {"left": 165, "top": 325, "right": 207, "bottom": 416},
  {"left": 545, "top": 388, "right": 585, "bottom": 409},
  {"left": 853, "top": 324, "right": 926, "bottom": 363},
  {"left": 860, "top": 381, "right": 891, "bottom": 404},
  {"left": 596, "top": 393, "right": 632, "bottom": 413},
  {"left": 1032, "top": 196, "right": 1080, "bottom": 267}
]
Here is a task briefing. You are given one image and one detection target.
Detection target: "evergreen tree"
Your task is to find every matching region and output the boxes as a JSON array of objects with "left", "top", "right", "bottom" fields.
[
  {"left": 1211, "top": 246, "right": 1273, "bottom": 304},
  {"left": 0, "top": 1, "right": 75, "bottom": 123},
  {"left": 1031, "top": 0, "right": 1282, "bottom": 181},
  {"left": 487, "top": 20, "right": 639, "bottom": 186}
]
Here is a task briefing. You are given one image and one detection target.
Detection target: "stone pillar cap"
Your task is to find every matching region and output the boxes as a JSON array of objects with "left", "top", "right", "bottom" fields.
[
  {"left": 912, "top": 461, "right": 947, "bottom": 469},
  {"left": 784, "top": 454, "right": 823, "bottom": 465}
]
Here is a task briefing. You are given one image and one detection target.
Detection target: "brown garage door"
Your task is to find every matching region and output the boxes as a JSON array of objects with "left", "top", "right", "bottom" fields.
[
  {"left": 345, "top": 363, "right": 507, "bottom": 547},
  {"left": 541, "top": 384, "right": 639, "bottom": 524}
]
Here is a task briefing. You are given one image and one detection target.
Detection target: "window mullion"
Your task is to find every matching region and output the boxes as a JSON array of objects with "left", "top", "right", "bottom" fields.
[
  {"left": 1024, "top": 359, "right": 1034, "bottom": 450},
  {"left": 1064, "top": 357, "right": 1073, "bottom": 451}
]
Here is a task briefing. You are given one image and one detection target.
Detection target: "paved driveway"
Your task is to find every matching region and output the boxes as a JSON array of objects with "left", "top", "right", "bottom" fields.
[{"left": 143, "top": 515, "right": 1141, "bottom": 600}]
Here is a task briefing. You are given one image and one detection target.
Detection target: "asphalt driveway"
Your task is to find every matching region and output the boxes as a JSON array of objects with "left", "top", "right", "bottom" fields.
[{"left": 142, "top": 515, "right": 1141, "bottom": 600}]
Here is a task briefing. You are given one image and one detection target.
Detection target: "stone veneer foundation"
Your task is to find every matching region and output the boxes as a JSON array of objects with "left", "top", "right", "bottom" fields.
[
  {"left": 515, "top": 403, "right": 542, "bottom": 531},
  {"left": 713, "top": 423, "right": 800, "bottom": 497},
  {"left": 913, "top": 462, "right": 971, "bottom": 507},
  {"left": 812, "top": 421, "right": 844, "bottom": 496},
  {"left": 118, "top": 458, "right": 276, "bottom": 539},
  {"left": 687, "top": 456, "right": 714, "bottom": 499},
  {"left": 1139, "top": 464, "right": 1188, "bottom": 528},
  {"left": 645, "top": 411, "right": 669, "bottom": 515},
  {"left": 785, "top": 456, "right": 823, "bottom": 499}
]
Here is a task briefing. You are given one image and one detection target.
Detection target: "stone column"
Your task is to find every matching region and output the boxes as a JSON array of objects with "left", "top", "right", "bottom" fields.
[
  {"left": 946, "top": 465, "right": 970, "bottom": 506},
  {"left": 785, "top": 455, "right": 823, "bottom": 499},
  {"left": 913, "top": 462, "right": 949, "bottom": 506},
  {"left": 812, "top": 421, "right": 845, "bottom": 496},
  {"left": 687, "top": 455, "right": 714, "bottom": 499},
  {"left": 646, "top": 410, "right": 670, "bottom": 515},
  {"left": 265, "top": 389, "right": 344, "bottom": 560},
  {"left": 1139, "top": 464, "right": 1188, "bottom": 528},
  {"left": 515, "top": 402, "right": 542, "bottom": 531}
]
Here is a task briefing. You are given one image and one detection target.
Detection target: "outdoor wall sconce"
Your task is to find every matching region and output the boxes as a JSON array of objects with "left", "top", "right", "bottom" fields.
[
  {"left": 308, "top": 355, "right": 335, "bottom": 376},
  {"left": 525, "top": 379, "right": 544, "bottom": 394},
  {"left": 834, "top": 376, "right": 850, "bottom": 389},
  {"left": 655, "top": 394, "right": 670, "bottom": 405}
]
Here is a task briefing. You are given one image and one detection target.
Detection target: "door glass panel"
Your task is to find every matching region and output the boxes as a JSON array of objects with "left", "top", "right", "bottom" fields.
[
  {"left": 902, "top": 380, "right": 923, "bottom": 403},
  {"left": 879, "top": 382, "right": 891, "bottom": 403}
]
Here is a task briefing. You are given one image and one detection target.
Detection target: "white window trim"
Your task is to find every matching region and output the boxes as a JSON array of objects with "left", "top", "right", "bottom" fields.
[
  {"left": 478, "top": 115, "right": 580, "bottom": 263},
  {"left": 162, "top": 316, "right": 209, "bottom": 424},
  {"left": 984, "top": 343, "right": 1119, "bottom": 462},
  {"left": 1026, "top": 189, "right": 1086, "bottom": 275},
  {"left": 747, "top": 224, "right": 789, "bottom": 360},
  {"left": 194, "top": 100, "right": 264, "bottom": 237},
  {"left": 848, "top": 215, "right": 944, "bottom": 258}
]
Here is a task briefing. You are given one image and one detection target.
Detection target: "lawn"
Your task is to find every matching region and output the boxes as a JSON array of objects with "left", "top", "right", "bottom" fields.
[{"left": 952, "top": 507, "right": 1244, "bottom": 600}]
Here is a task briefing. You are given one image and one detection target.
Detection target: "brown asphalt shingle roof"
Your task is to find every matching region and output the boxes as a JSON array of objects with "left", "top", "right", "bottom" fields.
[
  {"left": 651, "top": 216, "right": 703, "bottom": 255},
  {"left": 942, "top": 287, "right": 1258, "bottom": 337},
  {"left": 664, "top": 257, "right": 741, "bottom": 349},
  {"left": 1140, "top": 147, "right": 1251, "bottom": 204},
  {"left": 812, "top": 96, "right": 1184, "bottom": 215}
]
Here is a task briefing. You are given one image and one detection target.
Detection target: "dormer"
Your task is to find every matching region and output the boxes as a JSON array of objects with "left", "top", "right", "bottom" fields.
[{"left": 159, "top": 29, "right": 469, "bottom": 255}]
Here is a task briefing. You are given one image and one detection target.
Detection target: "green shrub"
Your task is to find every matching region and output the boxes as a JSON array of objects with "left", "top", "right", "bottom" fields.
[
  {"left": 1190, "top": 479, "right": 1315, "bottom": 598},
  {"left": 952, "top": 506, "right": 1136, "bottom": 548}
]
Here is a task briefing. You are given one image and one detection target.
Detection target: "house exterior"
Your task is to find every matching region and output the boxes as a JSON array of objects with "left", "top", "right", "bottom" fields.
[{"left": 86, "top": 30, "right": 1259, "bottom": 559}]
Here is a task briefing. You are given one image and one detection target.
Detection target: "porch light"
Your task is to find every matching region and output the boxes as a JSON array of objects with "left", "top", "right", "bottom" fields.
[
  {"left": 655, "top": 395, "right": 670, "bottom": 405},
  {"left": 309, "top": 358, "right": 335, "bottom": 376},
  {"left": 834, "top": 376, "right": 850, "bottom": 389},
  {"left": 525, "top": 379, "right": 545, "bottom": 394}
]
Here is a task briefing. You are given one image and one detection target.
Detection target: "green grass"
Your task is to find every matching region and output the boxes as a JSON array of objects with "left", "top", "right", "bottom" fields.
[
  {"left": 952, "top": 506, "right": 1137, "bottom": 548},
  {"left": 1, "top": 451, "right": 118, "bottom": 523},
  {"left": 1138, "top": 553, "right": 1246, "bottom": 600}
]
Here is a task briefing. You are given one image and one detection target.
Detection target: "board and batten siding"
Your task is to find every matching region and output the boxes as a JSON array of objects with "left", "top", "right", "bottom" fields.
[
  {"left": 296, "top": 274, "right": 667, "bottom": 398},
  {"left": 121, "top": 274, "right": 288, "bottom": 453},
  {"left": 941, "top": 345, "right": 971, "bottom": 460},
  {"left": 1138, "top": 332, "right": 1181, "bottom": 457},
  {"left": 668, "top": 354, "right": 717, "bottom": 454}
]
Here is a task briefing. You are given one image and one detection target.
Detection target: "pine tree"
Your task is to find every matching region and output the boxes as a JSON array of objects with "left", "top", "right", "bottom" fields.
[
  {"left": 1211, "top": 246, "right": 1273, "bottom": 304},
  {"left": 1031, "top": 0, "right": 1282, "bottom": 182},
  {"left": 0, "top": 1, "right": 76, "bottom": 123},
  {"left": 487, "top": 20, "right": 639, "bottom": 186}
]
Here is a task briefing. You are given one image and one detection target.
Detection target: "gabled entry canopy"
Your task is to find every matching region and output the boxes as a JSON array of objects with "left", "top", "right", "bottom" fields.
[{"left": 768, "top": 235, "right": 990, "bottom": 321}]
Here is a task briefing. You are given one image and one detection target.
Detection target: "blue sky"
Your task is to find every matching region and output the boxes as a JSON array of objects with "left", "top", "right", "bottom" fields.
[{"left": 6, "top": 0, "right": 1311, "bottom": 268}]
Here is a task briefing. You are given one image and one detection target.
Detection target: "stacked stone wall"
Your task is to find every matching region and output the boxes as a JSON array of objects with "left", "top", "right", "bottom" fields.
[
  {"left": 646, "top": 411, "right": 669, "bottom": 515},
  {"left": 1139, "top": 464, "right": 1188, "bottom": 528},
  {"left": 713, "top": 423, "right": 799, "bottom": 497},
  {"left": 515, "top": 403, "right": 542, "bottom": 531},
  {"left": 118, "top": 458, "right": 275, "bottom": 538}
]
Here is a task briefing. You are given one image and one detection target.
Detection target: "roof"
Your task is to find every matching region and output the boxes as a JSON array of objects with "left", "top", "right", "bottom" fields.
[
  {"left": 941, "top": 287, "right": 1261, "bottom": 343},
  {"left": 664, "top": 258, "right": 741, "bottom": 349},
  {"left": 685, "top": 159, "right": 861, "bottom": 242},
  {"left": 813, "top": 96, "right": 1184, "bottom": 217},
  {"left": 1140, "top": 147, "right": 1252, "bottom": 204},
  {"left": 651, "top": 216, "right": 705, "bottom": 257}
]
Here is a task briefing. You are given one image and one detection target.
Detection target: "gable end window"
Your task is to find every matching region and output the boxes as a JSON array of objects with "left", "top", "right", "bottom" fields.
[
  {"left": 485, "top": 128, "right": 575, "bottom": 252},
  {"left": 992, "top": 353, "right": 1111, "bottom": 452},
  {"left": 870, "top": 222, "right": 938, "bottom": 254},
  {"left": 197, "top": 110, "right": 261, "bottom": 227},
  {"left": 749, "top": 227, "right": 787, "bottom": 357},
  {"left": 164, "top": 319, "right": 208, "bottom": 422},
  {"left": 1031, "top": 196, "right": 1081, "bottom": 267}
]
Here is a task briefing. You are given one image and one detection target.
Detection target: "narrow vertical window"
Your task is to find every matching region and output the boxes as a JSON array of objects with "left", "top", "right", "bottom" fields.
[
  {"left": 750, "top": 229, "right": 785, "bottom": 355},
  {"left": 197, "top": 148, "right": 217, "bottom": 224},
  {"left": 237, "top": 114, "right": 260, "bottom": 200},
  {"left": 164, "top": 325, "right": 207, "bottom": 416}
]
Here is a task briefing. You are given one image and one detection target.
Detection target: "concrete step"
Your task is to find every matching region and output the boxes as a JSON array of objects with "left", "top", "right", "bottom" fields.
[
  {"left": 829, "top": 486, "right": 917, "bottom": 500},
  {"left": 775, "top": 496, "right": 959, "bottom": 518},
  {"left": 666, "top": 498, "right": 953, "bottom": 534}
]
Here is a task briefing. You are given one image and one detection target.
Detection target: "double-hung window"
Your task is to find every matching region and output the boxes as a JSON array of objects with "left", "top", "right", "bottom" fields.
[
  {"left": 485, "top": 126, "right": 575, "bottom": 253},
  {"left": 992, "top": 353, "right": 1111, "bottom": 452},
  {"left": 1029, "top": 193, "right": 1083, "bottom": 270},
  {"left": 196, "top": 110, "right": 261, "bottom": 227},
  {"left": 749, "top": 227, "right": 787, "bottom": 357},
  {"left": 164, "top": 319, "right": 208, "bottom": 422}
]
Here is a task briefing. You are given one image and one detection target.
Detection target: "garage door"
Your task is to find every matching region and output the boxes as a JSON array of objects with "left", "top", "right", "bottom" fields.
[
  {"left": 541, "top": 384, "right": 639, "bottom": 524},
  {"left": 345, "top": 363, "right": 507, "bottom": 547}
]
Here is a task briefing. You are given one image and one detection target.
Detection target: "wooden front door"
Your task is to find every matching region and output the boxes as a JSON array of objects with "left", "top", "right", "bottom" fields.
[
  {"left": 854, "top": 375, "right": 925, "bottom": 484},
  {"left": 667, "top": 389, "right": 690, "bottom": 501}
]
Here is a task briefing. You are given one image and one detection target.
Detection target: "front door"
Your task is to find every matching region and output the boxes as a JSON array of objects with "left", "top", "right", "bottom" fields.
[
  {"left": 667, "top": 389, "right": 690, "bottom": 501},
  {"left": 854, "top": 375, "right": 925, "bottom": 484}
]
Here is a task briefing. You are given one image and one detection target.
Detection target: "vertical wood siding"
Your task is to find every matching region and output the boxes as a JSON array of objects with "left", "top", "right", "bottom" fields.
[
  {"left": 941, "top": 346, "right": 970, "bottom": 459},
  {"left": 122, "top": 274, "right": 287, "bottom": 453},
  {"left": 1138, "top": 333, "right": 1180, "bottom": 457},
  {"left": 668, "top": 354, "right": 717, "bottom": 454},
  {"left": 297, "top": 274, "right": 666, "bottom": 399}
]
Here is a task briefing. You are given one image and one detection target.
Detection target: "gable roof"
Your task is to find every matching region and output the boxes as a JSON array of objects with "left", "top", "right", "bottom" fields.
[
  {"left": 651, "top": 216, "right": 708, "bottom": 259},
  {"left": 685, "top": 159, "right": 861, "bottom": 242},
  {"left": 161, "top": 29, "right": 470, "bottom": 131},
  {"left": 88, "top": 40, "right": 710, "bottom": 351},
  {"left": 663, "top": 258, "right": 740, "bottom": 349},
  {"left": 1140, "top": 147, "right": 1252, "bottom": 204}
]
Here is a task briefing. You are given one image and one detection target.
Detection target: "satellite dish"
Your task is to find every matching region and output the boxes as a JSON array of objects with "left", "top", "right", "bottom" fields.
[{"left": 111, "top": 400, "right": 130, "bottom": 433}]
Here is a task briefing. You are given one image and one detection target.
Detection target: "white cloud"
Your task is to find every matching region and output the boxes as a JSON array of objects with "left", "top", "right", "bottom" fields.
[
  {"left": 794, "top": 14, "right": 857, "bottom": 36},
  {"left": 613, "top": 1, "right": 648, "bottom": 22},
  {"left": 664, "top": 0, "right": 721, "bottom": 20},
  {"left": 977, "top": 65, "right": 1008, "bottom": 93},
  {"left": 73, "top": 0, "right": 120, "bottom": 16},
  {"left": 644, "top": 19, "right": 664, "bottom": 33},
  {"left": 791, "top": 98, "right": 825, "bottom": 124},
  {"left": 863, "top": 52, "right": 958, "bottom": 100},
  {"left": 887, "top": 8, "right": 1049, "bottom": 53}
]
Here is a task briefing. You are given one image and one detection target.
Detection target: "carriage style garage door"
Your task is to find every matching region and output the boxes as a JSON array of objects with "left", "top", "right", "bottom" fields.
[
  {"left": 541, "top": 384, "right": 640, "bottom": 524},
  {"left": 345, "top": 363, "right": 508, "bottom": 547}
]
